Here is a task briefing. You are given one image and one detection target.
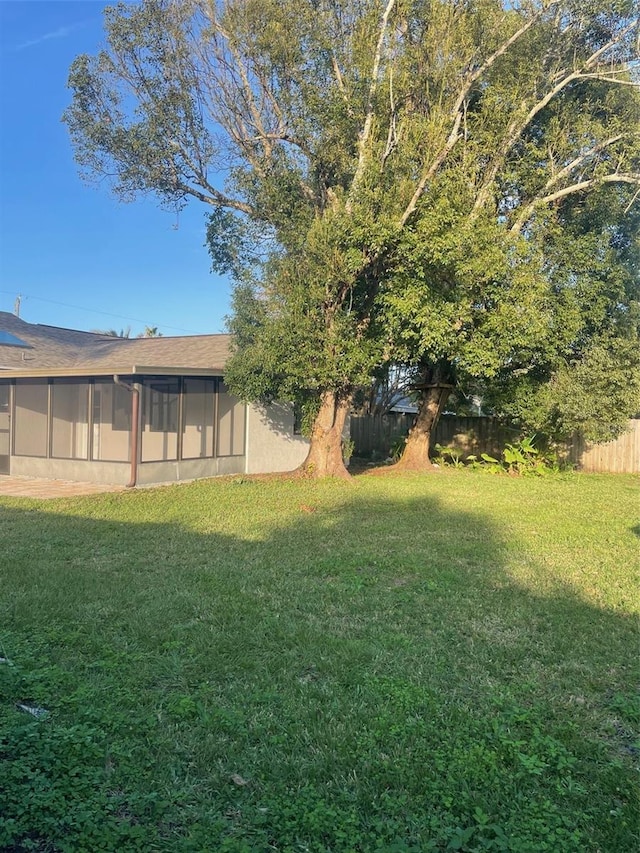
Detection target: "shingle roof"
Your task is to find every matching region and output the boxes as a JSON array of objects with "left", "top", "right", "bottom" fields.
[{"left": 0, "top": 312, "right": 232, "bottom": 377}]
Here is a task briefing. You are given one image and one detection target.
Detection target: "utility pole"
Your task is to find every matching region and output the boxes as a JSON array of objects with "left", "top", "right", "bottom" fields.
[{"left": 13, "top": 295, "right": 21, "bottom": 318}]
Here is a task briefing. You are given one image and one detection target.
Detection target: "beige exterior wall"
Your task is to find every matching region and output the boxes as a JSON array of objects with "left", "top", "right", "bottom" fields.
[
  {"left": 136, "top": 455, "right": 244, "bottom": 485},
  {"left": 0, "top": 398, "right": 9, "bottom": 459},
  {"left": 13, "top": 381, "right": 48, "bottom": 457},
  {"left": 94, "top": 418, "right": 130, "bottom": 461},
  {"left": 182, "top": 380, "right": 214, "bottom": 459},
  {"left": 140, "top": 426, "right": 178, "bottom": 462},
  {"left": 245, "top": 402, "right": 309, "bottom": 474},
  {"left": 9, "top": 454, "right": 246, "bottom": 485},
  {"left": 218, "top": 385, "right": 246, "bottom": 456},
  {"left": 10, "top": 456, "right": 130, "bottom": 484},
  {"left": 51, "top": 382, "right": 89, "bottom": 460}
]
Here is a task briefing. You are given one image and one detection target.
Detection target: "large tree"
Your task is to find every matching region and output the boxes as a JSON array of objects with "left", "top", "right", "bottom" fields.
[
  {"left": 383, "top": 179, "right": 640, "bottom": 468},
  {"left": 378, "top": 2, "right": 640, "bottom": 468},
  {"left": 65, "top": 0, "right": 639, "bottom": 475},
  {"left": 481, "top": 186, "right": 640, "bottom": 444}
]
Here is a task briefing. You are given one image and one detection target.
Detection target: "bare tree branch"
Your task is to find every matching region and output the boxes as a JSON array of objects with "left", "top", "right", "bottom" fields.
[
  {"left": 541, "top": 134, "right": 628, "bottom": 191},
  {"left": 399, "top": 112, "right": 464, "bottom": 227},
  {"left": 381, "top": 66, "right": 397, "bottom": 171},
  {"left": 468, "top": 18, "right": 639, "bottom": 222},
  {"left": 399, "top": 3, "right": 558, "bottom": 227},
  {"left": 473, "top": 132, "right": 630, "bottom": 222},
  {"left": 348, "top": 0, "right": 396, "bottom": 207},
  {"left": 510, "top": 172, "right": 640, "bottom": 234},
  {"left": 176, "top": 178, "right": 255, "bottom": 213},
  {"left": 582, "top": 18, "right": 639, "bottom": 69},
  {"left": 580, "top": 73, "right": 640, "bottom": 87},
  {"left": 469, "top": 115, "right": 523, "bottom": 218}
]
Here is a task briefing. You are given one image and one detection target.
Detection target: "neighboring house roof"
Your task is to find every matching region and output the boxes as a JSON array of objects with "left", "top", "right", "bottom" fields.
[
  {"left": 0, "top": 312, "right": 232, "bottom": 378},
  {"left": 390, "top": 397, "right": 418, "bottom": 415}
]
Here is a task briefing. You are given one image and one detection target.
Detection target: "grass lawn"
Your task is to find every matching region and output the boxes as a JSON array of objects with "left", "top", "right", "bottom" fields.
[{"left": 0, "top": 470, "right": 638, "bottom": 852}]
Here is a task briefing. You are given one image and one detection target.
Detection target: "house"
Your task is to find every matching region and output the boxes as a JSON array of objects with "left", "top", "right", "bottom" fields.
[{"left": 0, "top": 312, "right": 308, "bottom": 485}]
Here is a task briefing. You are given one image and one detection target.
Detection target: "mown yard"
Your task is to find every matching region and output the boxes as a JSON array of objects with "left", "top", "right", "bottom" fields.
[{"left": 0, "top": 470, "right": 638, "bottom": 852}]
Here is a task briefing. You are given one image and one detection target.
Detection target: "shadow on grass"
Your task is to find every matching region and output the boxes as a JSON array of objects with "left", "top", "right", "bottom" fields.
[{"left": 0, "top": 484, "right": 637, "bottom": 853}]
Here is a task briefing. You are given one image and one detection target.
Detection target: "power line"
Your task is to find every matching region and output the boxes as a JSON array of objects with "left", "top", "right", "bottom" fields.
[{"left": 0, "top": 291, "right": 202, "bottom": 335}]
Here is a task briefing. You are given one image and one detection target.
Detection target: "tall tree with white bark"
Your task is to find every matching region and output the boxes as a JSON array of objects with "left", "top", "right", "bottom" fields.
[
  {"left": 64, "top": 0, "right": 639, "bottom": 475},
  {"left": 377, "top": 0, "right": 640, "bottom": 468}
]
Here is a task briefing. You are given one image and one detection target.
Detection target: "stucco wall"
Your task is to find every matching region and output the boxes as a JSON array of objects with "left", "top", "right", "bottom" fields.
[
  {"left": 9, "top": 454, "right": 247, "bottom": 485},
  {"left": 136, "top": 455, "right": 245, "bottom": 485},
  {"left": 245, "top": 402, "right": 309, "bottom": 474},
  {"left": 10, "top": 456, "right": 130, "bottom": 485},
  {"left": 94, "top": 419, "right": 130, "bottom": 461}
]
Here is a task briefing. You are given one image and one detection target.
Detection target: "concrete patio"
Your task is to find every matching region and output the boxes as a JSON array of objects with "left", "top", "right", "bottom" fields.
[{"left": 0, "top": 475, "right": 124, "bottom": 499}]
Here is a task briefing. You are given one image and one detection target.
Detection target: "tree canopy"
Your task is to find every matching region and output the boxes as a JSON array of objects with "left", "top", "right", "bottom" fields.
[
  {"left": 65, "top": 0, "right": 640, "bottom": 474},
  {"left": 482, "top": 186, "right": 640, "bottom": 443}
]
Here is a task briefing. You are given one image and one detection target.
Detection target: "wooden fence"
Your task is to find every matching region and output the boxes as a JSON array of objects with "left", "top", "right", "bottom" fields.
[
  {"left": 350, "top": 412, "right": 414, "bottom": 459},
  {"left": 350, "top": 414, "right": 640, "bottom": 474},
  {"left": 565, "top": 419, "right": 640, "bottom": 474}
]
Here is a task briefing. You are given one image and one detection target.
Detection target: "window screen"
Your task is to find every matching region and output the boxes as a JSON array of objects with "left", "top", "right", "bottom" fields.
[
  {"left": 141, "top": 380, "right": 179, "bottom": 461},
  {"left": 92, "top": 381, "right": 131, "bottom": 462},
  {"left": 51, "top": 380, "right": 89, "bottom": 459},
  {"left": 182, "top": 378, "right": 215, "bottom": 459},
  {"left": 14, "top": 380, "right": 48, "bottom": 457},
  {"left": 217, "top": 383, "right": 246, "bottom": 457}
]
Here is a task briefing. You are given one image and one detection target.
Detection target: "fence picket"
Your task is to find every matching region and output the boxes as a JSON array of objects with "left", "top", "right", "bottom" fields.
[{"left": 350, "top": 415, "right": 640, "bottom": 474}]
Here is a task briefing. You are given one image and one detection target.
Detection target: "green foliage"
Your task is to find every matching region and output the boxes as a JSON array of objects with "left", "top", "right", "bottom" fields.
[
  {"left": 543, "top": 338, "right": 640, "bottom": 443},
  {"left": 501, "top": 437, "right": 562, "bottom": 475},
  {"left": 436, "top": 436, "right": 562, "bottom": 475},
  {"left": 433, "top": 443, "right": 465, "bottom": 468},
  {"left": 223, "top": 211, "right": 390, "bottom": 408},
  {"left": 63, "top": 1, "right": 640, "bottom": 465},
  {"left": 91, "top": 327, "right": 132, "bottom": 338},
  {"left": 390, "top": 433, "right": 407, "bottom": 463},
  {"left": 205, "top": 209, "right": 264, "bottom": 281},
  {"left": 342, "top": 437, "right": 355, "bottom": 464},
  {"left": 483, "top": 189, "right": 640, "bottom": 443}
]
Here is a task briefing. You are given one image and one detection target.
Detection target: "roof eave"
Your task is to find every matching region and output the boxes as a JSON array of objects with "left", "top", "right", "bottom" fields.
[{"left": 0, "top": 365, "right": 226, "bottom": 379}]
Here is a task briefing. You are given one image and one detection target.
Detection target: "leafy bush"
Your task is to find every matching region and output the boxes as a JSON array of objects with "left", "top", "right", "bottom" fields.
[
  {"left": 433, "top": 444, "right": 465, "bottom": 468},
  {"left": 435, "top": 437, "right": 562, "bottom": 475},
  {"left": 390, "top": 434, "right": 407, "bottom": 462},
  {"left": 342, "top": 438, "right": 355, "bottom": 464}
]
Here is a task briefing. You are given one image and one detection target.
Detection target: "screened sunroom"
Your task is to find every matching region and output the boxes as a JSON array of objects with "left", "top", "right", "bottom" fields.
[
  {"left": 2, "top": 375, "right": 248, "bottom": 485},
  {"left": 0, "top": 313, "right": 309, "bottom": 483}
]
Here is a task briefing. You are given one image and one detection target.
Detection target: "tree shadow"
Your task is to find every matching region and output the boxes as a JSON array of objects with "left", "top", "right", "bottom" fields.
[
  {"left": 0, "top": 484, "right": 636, "bottom": 852},
  {"left": 251, "top": 400, "right": 305, "bottom": 441}
]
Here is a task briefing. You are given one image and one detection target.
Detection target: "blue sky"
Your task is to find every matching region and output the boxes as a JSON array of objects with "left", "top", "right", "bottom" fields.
[{"left": 0, "top": 1, "right": 232, "bottom": 335}]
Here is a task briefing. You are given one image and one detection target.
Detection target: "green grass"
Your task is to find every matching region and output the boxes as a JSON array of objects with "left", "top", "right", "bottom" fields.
[{"left": 0, "top": 470, "right": 638, "bottom": 852}]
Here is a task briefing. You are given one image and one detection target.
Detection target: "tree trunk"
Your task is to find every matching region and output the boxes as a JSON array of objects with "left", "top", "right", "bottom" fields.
[
  {"left": 395, "top": 385, "right": 450, "bottom": 471},
  {"left": 298, "top": 390, "right": 352, "bottom": 478}
]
